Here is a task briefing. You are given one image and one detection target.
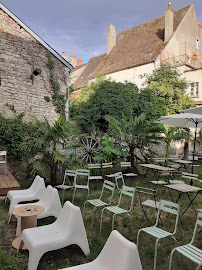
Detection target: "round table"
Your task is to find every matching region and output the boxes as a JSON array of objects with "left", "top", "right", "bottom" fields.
[{"left": 12, "top": 205, "right": 45, "bottom": 249}]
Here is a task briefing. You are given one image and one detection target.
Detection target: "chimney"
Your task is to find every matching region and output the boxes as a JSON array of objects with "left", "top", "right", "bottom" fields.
[
  {"left": 164, "top": 1, "right": 174, "bottom": 42},
  {"left": 77, "top": 58, "right": 83, "bottom": 66},
  {"left": 69, "top": 54, "right": 77, "bottom": 67},
  {"left": 61, "top": 52, "right": 68, "bottom": 61},
  {"left": 107, "top": 24, "right": 116, "bottom": 55}
]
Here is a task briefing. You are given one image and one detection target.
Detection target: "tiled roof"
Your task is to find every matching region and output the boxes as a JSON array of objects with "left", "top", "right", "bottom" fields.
[
  {"left": 90, "top": 5, "right": 191, "bottom": 77},
  {"left": 73, "top": 63, "right": 88, "bottom": 71},
  {"left": 73, "top": 54, "right": 105, "bottom": 89}
]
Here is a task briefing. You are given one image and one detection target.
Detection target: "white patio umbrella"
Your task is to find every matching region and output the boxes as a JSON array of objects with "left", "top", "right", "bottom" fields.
[
  {"left": 181, "top": 105, "right": 202, "bottom": 114},
  {"left": 156, "top": 113, "right": 202, "bottom": 180}
]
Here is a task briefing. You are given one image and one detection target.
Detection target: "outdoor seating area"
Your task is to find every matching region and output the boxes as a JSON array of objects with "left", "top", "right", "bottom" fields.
[{"left": 1, "top": 155, "right": 201, "bottom": 270}]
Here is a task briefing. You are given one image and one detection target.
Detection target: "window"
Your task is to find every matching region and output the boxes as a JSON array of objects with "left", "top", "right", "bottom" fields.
[{"left": 190, "top": 82, "right": 199, "bottom": 97}]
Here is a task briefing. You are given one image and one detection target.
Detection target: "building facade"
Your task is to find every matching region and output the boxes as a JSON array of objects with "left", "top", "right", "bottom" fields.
[{"left": 0, "top": 3, "right": 73, "bottom": 122}]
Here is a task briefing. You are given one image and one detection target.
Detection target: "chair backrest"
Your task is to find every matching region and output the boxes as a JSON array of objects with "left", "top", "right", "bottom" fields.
[
  {"left": 63, "top": 169, "right": 77, "bottom": 185},
  {"left": 102, "top": 162, "right": 113, "bottom": 169},
  {"left": 115, "top": 172, "right": 125, "bottom": 191},
  {"left": 100, "top": 180, "right": 116, "bottom": 204},
  {"left": 120, "top": 162, "right": 131, "bottom": 168},
  {"left": 118, "top": 185, "right": 136, "bottom": 212},
  {"left": 96, "top": 230, "right": 142, "bottom": 270},
  {"left": 156, "top": 200, "right": 180, "bottom": 234},
  {"left": 29, "top": 175, "right": 44, "bottom": 192},
  {"left": 39, "top": 185, "right": 62, "bottom": 218},
  {"left": 75, "top": 169, "right": 90, "bottom": 186},
  {"left": 182, "top": 172, "right": 199, "bottom": 183},
  {"left": 0, "top": 151, "right": 6, "bottom": 160},
  {"left": 88, "top": 163, "right": 101, "bottom": 169},
  {"left": 136, "top": 186, "right": 157, "bottom": 207},
  {"left": 190, "top": 212, "right": 202, "bottom": 245}
]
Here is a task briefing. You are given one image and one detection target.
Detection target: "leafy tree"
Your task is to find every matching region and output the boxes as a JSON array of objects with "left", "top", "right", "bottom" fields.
[
  {"left": 142, "top": 64, "right": 194, "bottom": 114},
  {"left": 106, "top": 113, "right": 162, "bottom": 167},
  {"left": 22, "top": 117, "right": 78, "bottom": 185}
]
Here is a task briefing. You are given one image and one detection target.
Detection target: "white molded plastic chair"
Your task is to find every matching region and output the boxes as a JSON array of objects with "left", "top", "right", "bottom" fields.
[
  {"left": 169, "top": 212, "right": 202, "bottom": 270},
  {"left": 72, "top": 169, "right": 90, "bottom": 203},
  {"left": 60, "top": 230, "right": 142, "bottom": 270},
  {"left": 13, "top": 186, "right": 62, "bottom": 235},
  {"left": 0, "top": 150, "right": 6, "bottom": 175},
  {"left": 7, "top": 175, "right": 46, "bottom": 215},
  {"left": 18, "top": 201, "right": 90, "bottom": 270},
  {"left": 55, "top": 169, "right": 77, "bottom": 205},
  {"left": 137, "top": 200, "right": 180, "bottom": 270}
]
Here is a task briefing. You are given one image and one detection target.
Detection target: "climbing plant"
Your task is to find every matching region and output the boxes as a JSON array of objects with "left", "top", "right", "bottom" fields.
[{"left": 45, "top": 52, "right": 66, "bottom": 117}]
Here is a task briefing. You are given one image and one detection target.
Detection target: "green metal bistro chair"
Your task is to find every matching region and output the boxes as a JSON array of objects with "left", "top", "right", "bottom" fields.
[
  {"left": 55, "top": 169, "right": 76, "bottom": 205},
  {"left": 115, "top": 172, "right": 125, "bottom": 191},
  {"left": 100, "top": 185, "right": 136, "bottom": 232},
  {"left": 169, "top": 212, "right": 202, "bottom": 270},
  {"left": 137, "top": 200, "right": 180, "bottom": 270},
  {"left": 83, "top": 180, "right": 116, "bottom": 228},
  {"left": 72, "top": 169, "right": 90, "bottom": 203}
]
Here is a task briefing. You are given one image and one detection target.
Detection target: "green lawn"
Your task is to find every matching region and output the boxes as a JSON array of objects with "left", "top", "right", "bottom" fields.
[{"left": 0, "top": 171, "right": 202, "bottom": 270}]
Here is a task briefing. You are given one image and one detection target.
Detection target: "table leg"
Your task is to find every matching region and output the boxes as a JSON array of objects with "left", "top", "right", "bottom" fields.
[{"left": 181, "top": 192, "right": 199, "bottom": 217}]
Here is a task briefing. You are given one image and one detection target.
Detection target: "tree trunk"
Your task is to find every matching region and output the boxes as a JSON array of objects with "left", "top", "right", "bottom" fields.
[
  {"left": 184, "top": 140, "right": 189, "bottom": 161},
  {"left": 127, "top": 146, "right": 135, "bottom": 167},
  {"left": 50, "top": 161, "right": 58, "bottom": 186}
]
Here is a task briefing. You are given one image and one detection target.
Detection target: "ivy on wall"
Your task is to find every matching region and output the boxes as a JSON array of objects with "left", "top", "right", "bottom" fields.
[{"left": 45, "top": 52, "right": 66, "bottom": 117}]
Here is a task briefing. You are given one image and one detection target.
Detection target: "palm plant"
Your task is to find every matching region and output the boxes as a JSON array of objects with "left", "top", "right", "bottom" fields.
[
  {"left": 106, "top": 113, "right": 162, "bottom": 167},
  {"left": 22, "top": 117, "right": 78, "bottom": 185}
]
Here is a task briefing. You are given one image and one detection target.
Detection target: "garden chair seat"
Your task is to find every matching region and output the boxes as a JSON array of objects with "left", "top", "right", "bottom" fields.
[
  {"left": 87, "top": 199, "right": 108, "bottom": 207},
  {"left": 151, "top": 180, "right": 167, "bottom": 185},
  {"left": 141, "top": 226, "right": 172, "bottom": 239},
  {"left": 142, "top": 199, "right": 159, "bottom": 209},
  {"left": 105, "top": 205, "right": 128, "bottom": 215}
]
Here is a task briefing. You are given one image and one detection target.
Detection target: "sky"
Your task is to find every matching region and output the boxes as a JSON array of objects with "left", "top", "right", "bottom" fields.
[{"left": 1, "top": 0, "right": 202, "bottom": 64}]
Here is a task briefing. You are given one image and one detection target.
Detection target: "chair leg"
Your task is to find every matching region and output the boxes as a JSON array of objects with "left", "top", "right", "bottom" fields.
[
  {"left": 83, "top": 200, "right": 88, "bottom": 215},
  {"left": 154, "top": 238, "right": 160, "bottom": 270},
  {"left": 61, "top": 189, "right": 65, "bottom": 205},
  {"left": 87, "top": 188, "right": 90, "bottom": 200},
  {"left": 100, "top": 208, "right": 105, "bottom": 232},
  {"left": 5, "top": 195, "right": 7, "bottom": 203},
  {"left": 169, "top": 248, "right": 177, "bottom": 270},
  {"left": 91, "top": 206, "right": 96, "bottom": 229},
  {"left": 196, "top": 263, "right": 202, "bottom": 270},
  {"left": 112, "top": 214, "right": 117, "bottom": 230},
  {"left": 127, "top": 213, "right": 134, "bottom": 233},
  {"left": 8, "top": 213, "right": 12, "bottom": 224},
  {"left": 136, "top": 229, "right": 142, "bottom": 249},
  {"left": 72, "top": 188, "right": 76, "bottom": 203}
]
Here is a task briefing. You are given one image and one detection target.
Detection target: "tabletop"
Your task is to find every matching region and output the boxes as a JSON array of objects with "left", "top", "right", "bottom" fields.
[
  {"left": 12, "top": 205, "right": 45, "bottom": 217},
  {"left": 140, "top": 164, "right": 174, "bottom": 171},
  {"left": 173, "top": 159, "right": 192, "bottom": 164},
  {"left": 165, "top": 183, "right": 202, "bottom": 193}
]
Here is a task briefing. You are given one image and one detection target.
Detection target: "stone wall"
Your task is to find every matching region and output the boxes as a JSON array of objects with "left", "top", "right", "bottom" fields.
[{"left": 0, "top": 9, "right": 70, "bottom": 123}]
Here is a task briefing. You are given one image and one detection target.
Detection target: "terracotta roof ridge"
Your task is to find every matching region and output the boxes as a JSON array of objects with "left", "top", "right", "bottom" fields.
[{"left": 118, "top": 4, "right": 192, "bottom": 35}]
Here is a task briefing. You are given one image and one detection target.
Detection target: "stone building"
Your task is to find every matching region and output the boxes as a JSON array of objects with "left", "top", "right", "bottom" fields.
[
  {"left": 72, "top": 3, "right": 202, "bottom": 105},
  {"left": 0, "top": 3, "right": 73, "bottom": 122}
]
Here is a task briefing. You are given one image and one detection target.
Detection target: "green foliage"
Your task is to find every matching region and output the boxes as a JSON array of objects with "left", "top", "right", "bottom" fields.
[
  {"left": 93, "top": 133, "right": 128, "bottom": 163},
  {"left": 22, "top": 117, "right": 79, "bottom": 185},
  {"left": 0, "top": 113, "right": 38, "bottom": 162},
  {"left": 46, "top": 52, "right": 66, "bottom": 117},
  {"left": 106, "top": 113, "right": 163, "bottom": 165},
  {"left": 142, "top": 64, "right": 194, "bottom": 114},
  {"left": 70, "top": 77, "right": 139, "bottom": 133}
]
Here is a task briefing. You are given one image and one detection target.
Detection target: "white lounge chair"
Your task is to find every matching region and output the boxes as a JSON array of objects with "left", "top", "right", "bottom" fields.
[
  {"left": 12, "top": 186, "right": 62, "bottom": 235},
  {"left": 60, "top": 230, "right": 142, "bottom": 270},
  {"left": 7, "top": 175, "right": 46, "bottom": 215},
  {"left": 18, "top": 201, "right": 90, "bottom": 270}
]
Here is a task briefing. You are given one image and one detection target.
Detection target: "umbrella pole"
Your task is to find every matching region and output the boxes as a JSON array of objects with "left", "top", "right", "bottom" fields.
[{"left": 191, "top": 122, "right": 198, "bottom": 183}]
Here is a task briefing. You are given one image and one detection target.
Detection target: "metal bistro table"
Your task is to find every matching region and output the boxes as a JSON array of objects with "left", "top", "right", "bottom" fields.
[
  {"left": 140, "top": 164, "right": 174, "bottom": 181},
  {"left": 165, "top": 183, "right": 202, "bottom": 225}
]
